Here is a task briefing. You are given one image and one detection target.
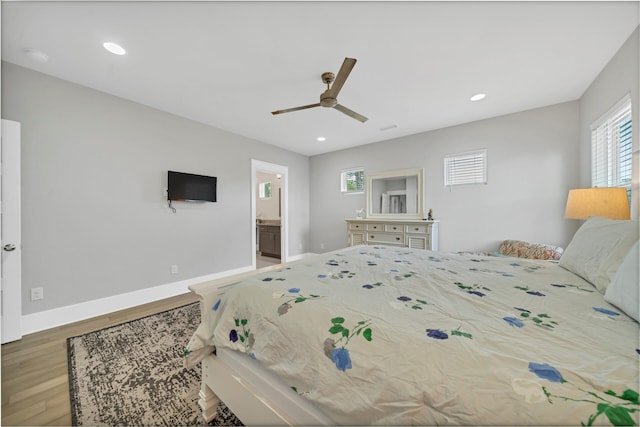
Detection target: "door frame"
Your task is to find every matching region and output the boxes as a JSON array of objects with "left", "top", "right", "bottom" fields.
[{"left": 251, "top": 159, "right": 288, "bottom": 268}]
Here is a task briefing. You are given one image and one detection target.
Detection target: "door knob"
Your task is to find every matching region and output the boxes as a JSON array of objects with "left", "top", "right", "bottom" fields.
[{"left": 3, "top": 244, "right": 16, "bottom": 252}]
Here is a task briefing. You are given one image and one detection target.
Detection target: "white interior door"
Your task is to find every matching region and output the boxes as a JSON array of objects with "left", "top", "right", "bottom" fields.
[{"left": 1, "top": 119, "right": 22, "bottom": 343}]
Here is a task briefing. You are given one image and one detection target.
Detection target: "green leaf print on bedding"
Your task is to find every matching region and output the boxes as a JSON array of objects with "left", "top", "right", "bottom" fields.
[
  {"left": 275, "top": 288, "right": 323, "bottom": 315},
  {"left": 453, "top": 281, "right": 491, "bottom": 297},
  {"left": 503, "top": 307, "right": 558, "bottom": 329}
]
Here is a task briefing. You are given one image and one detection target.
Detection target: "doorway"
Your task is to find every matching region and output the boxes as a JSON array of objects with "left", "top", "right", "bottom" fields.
[{"left": 251, "top": 160, "right": 287, "bottom": 269}]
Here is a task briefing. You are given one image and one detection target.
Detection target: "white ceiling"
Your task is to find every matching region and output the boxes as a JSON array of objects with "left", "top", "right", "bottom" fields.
[{"left": 2, "top": 1, "right": 639, "bottom": 156}]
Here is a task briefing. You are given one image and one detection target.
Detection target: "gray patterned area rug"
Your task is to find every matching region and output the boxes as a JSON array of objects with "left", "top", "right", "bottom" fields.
[{"left": 67, "top": 303, "right": 243, "bottom": 426}]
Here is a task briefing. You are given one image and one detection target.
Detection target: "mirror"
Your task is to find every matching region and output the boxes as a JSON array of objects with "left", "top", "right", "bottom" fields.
[{"left": 366, "top": 168, "right": 424, "bottom": 219}]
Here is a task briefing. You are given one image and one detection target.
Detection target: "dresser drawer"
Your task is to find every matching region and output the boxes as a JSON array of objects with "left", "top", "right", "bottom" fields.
[
  {"left": 384, "top": 223, "right": 403, "bottom": 232},
  {"left": 406, "top": 224, "right": 430, "bottom": 234},
  {"left": 366, "top": 223, "right": 385, "bottom": 231},
  {"left": 349, "top": 222, "right": 365, "bottom": 231},
  {"left": 367, "top": 232, "right": 404, "bottom": 245}
]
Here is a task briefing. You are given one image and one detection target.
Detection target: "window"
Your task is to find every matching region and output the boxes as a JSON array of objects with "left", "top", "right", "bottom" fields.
[
  {"left": 341, "top": 167, "right": 365, "bottom": 194},
  {"left": 591, "top": 94, "right": 632, "bottom": 206},
  {"left": 444, "top": 149, "right": 487, "bottom": 187},
  {"left": 259, "top": 181, "right": 271, "bottom": 199}
]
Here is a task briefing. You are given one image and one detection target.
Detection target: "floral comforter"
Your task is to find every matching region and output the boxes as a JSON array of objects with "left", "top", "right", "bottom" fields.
[{"left": 185, "top": 246, "right": 639, "bottom": 425}]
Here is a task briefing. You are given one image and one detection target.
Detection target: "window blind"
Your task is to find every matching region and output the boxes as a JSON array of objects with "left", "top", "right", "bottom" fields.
[
  {"left": 341, "top": 168, "right": 365, "bottom": 193},
  {"left": 591, "top": 94, "right": 632, "bottom": 194},
  {"left": 444, "top": 150, "right": 487, "bottom": 186}
]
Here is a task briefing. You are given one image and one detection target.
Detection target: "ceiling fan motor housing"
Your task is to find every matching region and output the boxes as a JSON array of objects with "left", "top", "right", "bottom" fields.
[{"left": 320, "top": 91, "right": 338, "bottom": 108}]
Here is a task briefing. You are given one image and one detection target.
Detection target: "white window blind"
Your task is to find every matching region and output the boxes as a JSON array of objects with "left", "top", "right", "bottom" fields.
[
  {"left": 341, "top": 167, "right": 365, "bottom": 193},
  {"left": 444, "top": 149, "right": 487, "bottom": 186},
  {"left": 591, "top": 94, "right": 632, "bottom": 197}
]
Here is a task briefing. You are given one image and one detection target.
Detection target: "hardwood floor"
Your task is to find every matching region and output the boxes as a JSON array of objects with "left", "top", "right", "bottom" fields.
[{"left": 1, "top": 292, "right": 199, "bottom": 426}]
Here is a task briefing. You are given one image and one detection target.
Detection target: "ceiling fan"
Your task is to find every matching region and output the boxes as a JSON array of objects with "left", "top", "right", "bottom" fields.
[{"left": 271, "top": 57, "right": 368, "bottom": 123}]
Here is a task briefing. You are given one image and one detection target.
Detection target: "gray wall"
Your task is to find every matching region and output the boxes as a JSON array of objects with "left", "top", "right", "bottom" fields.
[
  {"left": 579, "top": 27, "right": 639, "bottom": 218},
  {"left": 2, "top": 62, "right": 310, "bottom": 315},
  {"left": 308, "top": 26, "right": 640, "bottom": 254},
  {"left": 309, "top": 102, "right": 580, "bottom": 253}
]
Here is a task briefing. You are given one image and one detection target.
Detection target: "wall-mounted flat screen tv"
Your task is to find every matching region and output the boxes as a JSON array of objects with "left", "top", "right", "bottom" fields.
[{"left": 168, "top": 171, "right": 217, "bottom": 202}]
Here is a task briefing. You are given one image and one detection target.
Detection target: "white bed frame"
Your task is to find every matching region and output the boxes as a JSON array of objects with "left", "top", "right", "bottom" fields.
[{"left": 188, "top": 262, "right": 335, "bottom": 426}]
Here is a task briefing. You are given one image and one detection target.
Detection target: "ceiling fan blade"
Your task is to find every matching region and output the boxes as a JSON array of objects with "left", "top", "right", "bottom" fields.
[
  {"left": 334, "top": 104, "right": 368, "bottom": 123},
  {"left": 328, "top": 57, "right": 357, "bottom": 98},
  {"left": 271, "top": 103, "right": 321, "bottom": 115}
]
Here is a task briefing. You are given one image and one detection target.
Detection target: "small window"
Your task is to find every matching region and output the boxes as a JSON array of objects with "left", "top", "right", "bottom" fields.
[
  {"left": 259, "top": 181, "right": 271, "bottom": 199},
  {"left": 444, "top": 149, "right": 487, "bottom": 187},
  {"left": 591, "top": 93, "right": 632, "bottom": 208},
  {"left": 341, "top": 167, "right": 365, "bottom": 194}
]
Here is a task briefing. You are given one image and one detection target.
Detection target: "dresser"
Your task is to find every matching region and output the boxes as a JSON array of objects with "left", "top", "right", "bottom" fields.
[{"left": 345, "top": 219, "right": 439, "bottom": 251}]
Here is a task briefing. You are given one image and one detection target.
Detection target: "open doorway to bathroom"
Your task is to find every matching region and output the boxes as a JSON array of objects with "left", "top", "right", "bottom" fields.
[{"left": 251, "top": 160, "right": 288, "bottom": 269}]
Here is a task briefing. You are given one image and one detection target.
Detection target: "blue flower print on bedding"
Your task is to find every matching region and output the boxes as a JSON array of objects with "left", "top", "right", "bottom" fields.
[
  {"left": 527, "top": 362, "right": 639, "bottom": 426},
  {"left": 529, "top": 362, "right": 565, "bottom": 383},
  {"left": 514, "top": 285, "right": 545, "bottom": 296},
  {"left": 323, "top": 317, "right": 372, "bottom": 371},
  {"left": 362, "top": 282, "right": 384, "bottom": 289},
  {"left": 261, "top": 277, "right": 286, "bottom": 282},
  {"left": 550, "top": 283, "right": 595, "bottom": 293},
  {"left": 329, "top": 347, "right": 352, "bottom": 371},
  {"left": 503, "top": 317, "right": 525, "bottom": 328},
  {"left": 593, "top": 307, "right": 620, "bottom": 317},
  {"left": 425, "top": 327, "right": 472, "bottom": 340},
  {"left": 212, "top": 299, "right": 221, "bottom": 311},
  {"left": 426, "top": 329, "right": 448, "bottom": 339}
]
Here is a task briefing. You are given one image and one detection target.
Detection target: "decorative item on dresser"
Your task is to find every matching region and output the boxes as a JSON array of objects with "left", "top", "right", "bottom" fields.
[{"left": 345, "top": 218, "right": 439, "bottom": 250}]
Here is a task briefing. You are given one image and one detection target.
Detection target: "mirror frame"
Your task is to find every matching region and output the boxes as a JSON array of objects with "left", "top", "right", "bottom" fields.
[{"left": 366, "top": 168, "right": 424, "bottom": 220}]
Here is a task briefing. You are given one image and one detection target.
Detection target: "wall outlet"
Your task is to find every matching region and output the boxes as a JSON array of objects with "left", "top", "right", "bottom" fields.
[
  {"left": 320, "top": 243, "right": 325, "bottom": 249},
  {"left": 171, "top": 264, "right": 178, "bottom": 274},
  {"left": 31, "top": 287, "right": 44, "bottom": 301}
]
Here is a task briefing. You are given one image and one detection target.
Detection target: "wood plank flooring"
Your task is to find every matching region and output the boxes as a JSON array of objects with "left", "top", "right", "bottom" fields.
[{"left": 1, "top": 292, "right": 200, "bottom": 426}]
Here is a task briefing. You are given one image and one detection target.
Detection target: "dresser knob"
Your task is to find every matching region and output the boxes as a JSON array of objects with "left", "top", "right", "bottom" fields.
[{"left": 396, "top": 237, "right": 400, "bottom": 241}]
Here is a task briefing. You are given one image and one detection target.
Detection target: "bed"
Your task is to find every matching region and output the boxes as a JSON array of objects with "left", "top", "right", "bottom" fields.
[{"left": 184, "top": 216, "right": 639, "bottom": 426}]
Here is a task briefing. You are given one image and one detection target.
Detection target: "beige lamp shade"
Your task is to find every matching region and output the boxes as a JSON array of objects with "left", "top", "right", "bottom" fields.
[{"left": 564, "top": 187, "right": 630, "bottom": 220}]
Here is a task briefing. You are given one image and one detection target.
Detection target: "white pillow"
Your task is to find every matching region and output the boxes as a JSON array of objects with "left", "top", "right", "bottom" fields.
[
  {"left": 559, "top": 216, "right": 639, "bottom": 293},
  {"left": 604, "top": 241, "right": 639, "bottom": 321}
]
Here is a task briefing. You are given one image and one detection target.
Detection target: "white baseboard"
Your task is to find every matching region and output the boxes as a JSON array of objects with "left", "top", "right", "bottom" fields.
[
  {"left": 20, "top": 253, "right": 320, "bottom": 336},
  {"left": 286, "top": 252, "right": 316, "bottom": 261},
  {"left": 20, "top": 265, "right": 255, "bottom": 336}
]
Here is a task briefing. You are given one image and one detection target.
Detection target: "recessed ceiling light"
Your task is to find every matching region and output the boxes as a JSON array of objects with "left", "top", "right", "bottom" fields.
[
  {"left": 317, "top": 137, "right": 326, "bottom": 142},
  {"left": 24, "top": 49, "right": 49, "bottom": 63},
  {"left": 103, "top": 42, "right": 126, "bottom": 55},
  {"left": 470, "top": 93, "right": 486, "bottom": 102}
]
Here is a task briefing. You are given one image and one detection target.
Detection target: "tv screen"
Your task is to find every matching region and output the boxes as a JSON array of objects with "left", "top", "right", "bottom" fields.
[{"left": 168, "top": 171, "right": 217, "bottom": 202}]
